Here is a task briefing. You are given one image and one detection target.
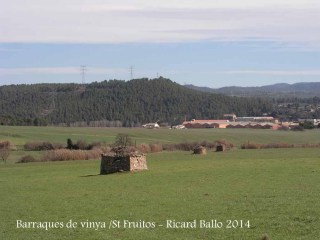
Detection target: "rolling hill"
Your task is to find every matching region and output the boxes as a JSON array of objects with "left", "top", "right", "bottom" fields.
[
  {"left": 185, "top": 82, "right": 320, "bottom": 98},
  {"left": 0, "top": 78, "right": 272, "bottom": 126}
]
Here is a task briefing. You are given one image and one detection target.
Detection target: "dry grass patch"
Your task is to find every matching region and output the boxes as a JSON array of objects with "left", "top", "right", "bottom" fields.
[{"left": 42, "top": 149, "right": 102, "bottom": 161}]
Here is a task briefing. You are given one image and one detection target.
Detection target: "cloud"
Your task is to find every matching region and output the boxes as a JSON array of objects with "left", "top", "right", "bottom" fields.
[{"left": 0, "top": 0, "right": 319, "bottom": 44}]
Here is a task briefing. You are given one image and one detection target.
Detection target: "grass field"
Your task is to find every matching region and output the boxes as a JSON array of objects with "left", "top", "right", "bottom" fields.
[
  {"left": 1, "top": 126, "right": 320, "bottom": 239},
  {"left": 1, "top": 125, "right": 320, "bottom": 147}
]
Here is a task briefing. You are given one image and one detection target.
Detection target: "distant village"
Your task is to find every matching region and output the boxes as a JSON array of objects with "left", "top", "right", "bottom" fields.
[{"left": 143, "top": 114, "right": 320, "bottom": 130}]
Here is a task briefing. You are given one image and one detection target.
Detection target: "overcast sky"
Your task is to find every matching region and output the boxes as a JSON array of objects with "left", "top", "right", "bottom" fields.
[{"left": 0, "top": 0, "right": 320, "bottom": 87}]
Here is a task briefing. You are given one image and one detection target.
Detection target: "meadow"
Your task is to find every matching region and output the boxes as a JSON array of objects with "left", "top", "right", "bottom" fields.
[
  {"left": 1, "top": 126, "right": 320, "bottom": 239},
  {"left": 1, "top": 125, "right": 320, "bottom": 148}
]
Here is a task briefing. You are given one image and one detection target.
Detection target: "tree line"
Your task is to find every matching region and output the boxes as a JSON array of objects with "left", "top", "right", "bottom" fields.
[{"left": 0, "top": 78, "right": 274, "bottom": 127}]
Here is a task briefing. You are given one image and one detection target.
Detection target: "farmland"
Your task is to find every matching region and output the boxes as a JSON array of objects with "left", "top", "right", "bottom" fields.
[
  {"left": 1, "top": 126, "right": 320, "bottom": 239},
  {"left": 1, "top": 126, "right": 320, "bottom": 149}
]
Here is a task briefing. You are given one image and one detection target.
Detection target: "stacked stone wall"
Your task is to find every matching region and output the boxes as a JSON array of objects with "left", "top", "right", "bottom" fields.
[{"left": 100, "top": 153, "right": 147, "bottom": 174}]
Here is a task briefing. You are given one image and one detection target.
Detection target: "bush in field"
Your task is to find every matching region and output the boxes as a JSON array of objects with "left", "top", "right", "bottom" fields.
[
  {"left": 17, "top": 155, "right": 37, "bottom": 163},
  {"left": 66, "top": 138, "right": 87, "bottom": 150},
  {"left": 149, "top": 143, "right": 163, "bottom": 153},
  {"left": 0, "top": 140, "right": 16, "bottom": 150},
  {"left": 241, "top": 142, "right": 262, "bottom": 149},
  {"left": 24, "top": 141, "right": 64, "bottom": 151},
  {"left": 278, "top": 126, "right": 289, "bottom": 131},
  {"left": 199, "top": 140, "right": 216, "bottom": 149},
  {"left": 297, "top": 143, "right": 320, "bottom": 148},
  {"left": 91, "top": 145, "right": 111, "bottom": 153},
  {"left": 241, "top": 141, "right": 320, "bottom": 149},
  {"left": 183, "top": 142, "right": 199, "bottom": 151},
  {"left": 163, "top": 141, "right": 220, "bottom": 151},
  {"left": 137, "top": 143, "right": 151, "bottom": 153},
  {"left": 0, "top": 141, "right": 10, "bottom": 149},
  {"left": 265, "top": 143, "right": 294, "bottom": 148},
  {"left": 162, "top": 143, "right": 177, "bottom": 151},
  {"left": 67, "top": 138, "right": 109, "bottom": 150},
  {"left": 88, "top": 141, "right": 104, "bottom": 150},
  {"left": 42, "top": 149, "right": 102, "bottom": 161},
  {"left": 291, "top": 125, "right": 305, "bottom": 131},
  {"left": 75, "top": 139, "right": 89, "bottom": 150},
  {"left": 0, "top": 140, "right": 14, "bottom": 163},
  {"left": 174, "top": 142, "right": 199, "bottom": 151},
  {"left": 241, "top": 142, "right": 295, "bottom": 149},
  {"left": 67, "top": 138, "right": 76, "bottom": 149},
  {"left": 300, "top": 121, "right": 315, "bottom": 129},
  {"left": 113, "top": 134, "right": 134, "bottom": 147},
  {"left": 0, "top": 148, "right": 10, "bottom": 163}
]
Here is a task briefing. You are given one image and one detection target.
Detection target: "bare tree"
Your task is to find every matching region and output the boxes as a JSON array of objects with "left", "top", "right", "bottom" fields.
[
  {"left": 0, "top": 147, "right": 10, "bottom": 163},
  {"left": 114, "top": 134, "right": 133, "bottom": 148}
]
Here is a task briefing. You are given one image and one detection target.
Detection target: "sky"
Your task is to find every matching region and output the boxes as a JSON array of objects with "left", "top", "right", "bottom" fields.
[{"left": 0, "top": 0, "right": 320, "bottom": 88}]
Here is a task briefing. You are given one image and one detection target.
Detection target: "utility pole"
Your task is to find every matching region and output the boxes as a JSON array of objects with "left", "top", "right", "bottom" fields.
[
  {"left": 130, "top": 65, "right": 134, "bottom": 80},
  {"left": 80, "top": 65, "right": 87, "bottom": 84}
]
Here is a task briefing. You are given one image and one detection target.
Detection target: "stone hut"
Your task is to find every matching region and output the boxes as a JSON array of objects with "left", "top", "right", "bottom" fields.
[
  {"left": 215, "top": 140, "right": 234, "bottom": 152},
  {"left": 216, "top": 144, "right": 226, "bottom": 152},
  {"left": 100, "top": 147, "right": 147, "bottom": 174}
]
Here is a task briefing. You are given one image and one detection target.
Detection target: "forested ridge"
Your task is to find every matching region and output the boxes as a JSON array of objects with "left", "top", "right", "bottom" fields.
[
  {"left": 185, "top": 82, "right": 320, "bottom": 98},
  {"left": 0, "top": 78, "right": 273, "bottom": 126}
]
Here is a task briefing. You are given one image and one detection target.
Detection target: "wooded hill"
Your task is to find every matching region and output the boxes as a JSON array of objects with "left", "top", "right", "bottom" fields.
[
  {"left": 0, "top": 78, "right": 273, "bottom": 126},
  {"left": 185, "top": 82, "right": 320, "bottom": 98}
]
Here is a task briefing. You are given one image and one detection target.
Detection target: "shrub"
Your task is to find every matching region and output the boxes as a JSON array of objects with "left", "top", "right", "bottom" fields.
[
  {"left": 300, "top": 120, "right": 315, "bottom": 129},
  {"left": 17, "top": 155, "right": 37, "bottom": 163},
  {"left": 88, "top": 141, "right": 104, "bottom": 150},
  {"left": 0, "top": 148, "right": 10, "bottom": 163},
  {"left": 265, "top": 143, "right": 294, "bottom": 148},
  {"left": 0, "top": 141, "right": 10, "bottom": 149},
  {"left": 291, "top": 125, "right": 304, "bottom": 131},
  {"left": 241, "top": 143, "right": 262, "bottom": 149},
  {"left": 162, "top": 143, "right": 177, "bottom": 151},
  {"left": 91, "top": 145, "right": 111, "bottom": 153},
  {"left": 0, "top": 140, "right": 16, "bottom": 150},
  {"left": 67, "top": 138, "right": 75, "bottom": 149},
  {"left": 67, "top": 139, "right": 108, "bottom": 150},
  {"left": 24, "top": 141, "right": 64, "bottom": 151},
  {"left": 75, "top": 139, "right": 89, "bottom": 150},
  {"left": 193, "top": 146, "right": 207, "bottom": 155},
  {"left": 300, "top": 143, "right": 320, "bottom": 148},
  {"left": 42, "top": 149, "right": 102, "bottom": 161},
  {"left": 149, "top": 143, "right": 163, "bottom": 153},
  {"left": 113, "top": 134, "right": 133, "bottom": 147},
  {"left": 278, "top": 126, "right": 289, "bottom": 131},
  {"left": 241, "top": 142, "right": 295, "bottom": 149},
  {"left": 199, "top": 140, "right": 216, "bottom": 149},
  {"left": 137, "top": 143, "right": 151, "bottom": 153},
  {"left": 163, "top": 141, "right": 220, "bottom": 151},
  {"left": 175, "top": 142, "right": 198, "bottom": 151}
]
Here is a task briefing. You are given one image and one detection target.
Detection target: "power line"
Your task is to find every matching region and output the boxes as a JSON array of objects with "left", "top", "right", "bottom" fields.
[{"left": 80, "top": 65, "right": 87, "bottom": 84}]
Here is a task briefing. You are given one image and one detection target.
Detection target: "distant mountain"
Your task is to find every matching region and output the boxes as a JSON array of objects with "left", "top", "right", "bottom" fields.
[
  {"left": 0, "top": 78, "right": 273, "bottom": 126},
  {"left": 185, "top": 82, "right": 320, "bottom": 98}
]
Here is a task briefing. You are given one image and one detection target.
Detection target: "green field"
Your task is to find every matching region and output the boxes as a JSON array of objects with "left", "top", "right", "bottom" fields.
[
  {"left": 1, "top": 125, "right": 320, "bottom": 147},
  {"left": 1, "top": 126, "right": 320, "bottom": 239}
]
